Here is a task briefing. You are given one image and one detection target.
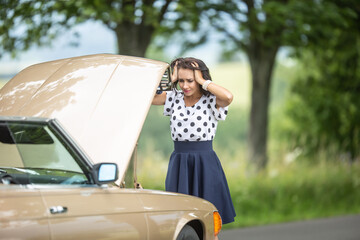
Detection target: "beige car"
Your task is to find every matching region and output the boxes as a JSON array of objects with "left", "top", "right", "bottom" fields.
[{"left": 0, "top": 54, "right": 222, "bottom": 240}]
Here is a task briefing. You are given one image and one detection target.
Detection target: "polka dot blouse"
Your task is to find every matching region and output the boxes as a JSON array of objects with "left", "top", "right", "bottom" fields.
[{"left": 163, "top": 90, "right": 228, "bottom": 142}]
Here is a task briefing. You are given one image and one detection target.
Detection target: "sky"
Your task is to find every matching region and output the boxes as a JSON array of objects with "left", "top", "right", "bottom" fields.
[{"left": 0, "top": 21, "right": 222, "bottom": 77}]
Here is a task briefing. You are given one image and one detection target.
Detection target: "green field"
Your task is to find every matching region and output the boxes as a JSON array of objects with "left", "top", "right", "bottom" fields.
[{"left": 138, "top": 148, "right": 360, "bottom": 229}]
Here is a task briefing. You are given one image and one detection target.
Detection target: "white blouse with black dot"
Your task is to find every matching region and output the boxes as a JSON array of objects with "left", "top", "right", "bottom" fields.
[{"left": 163, "top": 90, "right": 228, "bottom": 142}]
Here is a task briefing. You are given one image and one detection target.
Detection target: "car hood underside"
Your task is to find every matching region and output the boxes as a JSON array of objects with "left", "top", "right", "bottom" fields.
[{"left": 0, "top": 54, "right": 169, "bottom": 182}]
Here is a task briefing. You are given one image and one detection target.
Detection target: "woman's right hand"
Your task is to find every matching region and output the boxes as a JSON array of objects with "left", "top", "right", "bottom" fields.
[{"left": 171, "top": 61, "right": 178, "bottom": 83}]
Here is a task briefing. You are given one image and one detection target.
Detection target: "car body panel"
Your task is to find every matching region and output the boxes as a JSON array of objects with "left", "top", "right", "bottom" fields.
[
  {"left": 138, "top": 191, "right": 215, "bottom": 240},
  {"left": 0, "top": 54, "right": 169, "bottom": 182},
  {"left": 0, "top": 186, "right": 49, "bottom": 239},
  {"left": 42, "top": 187, "right": 148, "bottom": 240},
  {"left": 0, "top": 185, "right": 215, "bottom": 239}
]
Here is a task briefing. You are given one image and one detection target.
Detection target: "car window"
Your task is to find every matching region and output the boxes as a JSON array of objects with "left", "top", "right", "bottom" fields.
[{"left": 0, "top": 121, "right": 90, "bottom": 185}]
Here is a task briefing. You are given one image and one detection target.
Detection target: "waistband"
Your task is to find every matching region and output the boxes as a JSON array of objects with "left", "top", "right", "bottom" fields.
[{"left": 173, "top": 140, "right": 213, "bottom": 152}]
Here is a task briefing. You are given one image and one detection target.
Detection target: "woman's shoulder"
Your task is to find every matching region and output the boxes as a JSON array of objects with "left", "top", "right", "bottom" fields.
[
  {"left": 165, "top": 90, "right": 184, "bottom": 105},
  {"left": 203, "top": 93, "right": 216, "bottom": 102},
  {"left": 167, "top": 89, "right": 183, "bottom": 99},
  {"left": 203, "top": 92, "right": 215, "bottom": 98}
]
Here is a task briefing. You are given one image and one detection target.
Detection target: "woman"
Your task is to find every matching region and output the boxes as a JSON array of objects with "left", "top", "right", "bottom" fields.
[{"left": 152, "top": 57, "right": 236, "bottom": 226}]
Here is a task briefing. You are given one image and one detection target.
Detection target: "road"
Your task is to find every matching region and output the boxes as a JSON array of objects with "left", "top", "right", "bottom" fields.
[{"left": 219, "top": 214, "right": 360, "bottom": 240}]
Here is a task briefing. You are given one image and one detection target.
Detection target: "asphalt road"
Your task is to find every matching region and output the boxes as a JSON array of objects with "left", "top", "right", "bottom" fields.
[{"left": 219, "top": 214, "right": 360, "bottom": 240}]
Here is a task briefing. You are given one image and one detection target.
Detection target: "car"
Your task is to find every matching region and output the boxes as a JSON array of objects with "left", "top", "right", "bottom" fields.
[{"left": 0, "top": 54, "right": 222, "bottom": 240}]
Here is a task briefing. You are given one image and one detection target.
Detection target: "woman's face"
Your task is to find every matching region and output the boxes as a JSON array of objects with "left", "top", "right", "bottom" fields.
[{"left": 178, "top": 68, "right": 201, "bottom": 97}]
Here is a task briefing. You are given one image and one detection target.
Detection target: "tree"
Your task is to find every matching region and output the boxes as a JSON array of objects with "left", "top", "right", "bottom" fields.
[
  {"left": 284, "top": 0, "right": 360, "bottom": 162},
  {"left": 201, "top": 0, "right": 355, "bottom": 171},
  {"left": 0, "top": 0, "right": 202, "bottom": 58}
]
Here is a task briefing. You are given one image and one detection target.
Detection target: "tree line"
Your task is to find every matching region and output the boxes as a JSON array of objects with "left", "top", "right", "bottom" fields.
[{"left": 1, "top": 0, "right": 359, "bottom": 169}]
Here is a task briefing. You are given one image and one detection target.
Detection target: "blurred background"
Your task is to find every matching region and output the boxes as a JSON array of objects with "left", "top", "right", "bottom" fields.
[{"left": 1, "top": 0, "right": 359, "bottom": 230}]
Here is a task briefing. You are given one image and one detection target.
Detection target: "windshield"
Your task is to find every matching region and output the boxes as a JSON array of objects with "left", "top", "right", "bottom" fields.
[{"left": 0, "top": 121, "right": 90, "bottom": 185}]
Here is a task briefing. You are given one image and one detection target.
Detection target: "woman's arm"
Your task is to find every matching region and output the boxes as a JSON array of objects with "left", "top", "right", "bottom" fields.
[
  {"left": 152, "top": 91, "right": 167, "bottom": 105},
  {"left": 192, "top": 63, "right": 233, "bottom": 108},
  {"left": 205, "top": 82, "right": 233, "bottom": 108}
]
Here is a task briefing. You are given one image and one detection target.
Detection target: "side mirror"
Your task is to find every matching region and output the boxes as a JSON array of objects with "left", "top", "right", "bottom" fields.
[{"left": 92, "top": 163, "right": 118, "bottom": 185}]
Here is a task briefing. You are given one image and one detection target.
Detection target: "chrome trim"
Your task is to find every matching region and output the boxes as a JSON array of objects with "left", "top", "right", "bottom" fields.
[
  {"left": 0, "top": 116, "right": 51, "bottom": 123},
  {"left": 49, "top": 206, "right": 68, "bottom": 214},
  {"left": 25, "top": 184, "right": 103, "bottom": 189}
]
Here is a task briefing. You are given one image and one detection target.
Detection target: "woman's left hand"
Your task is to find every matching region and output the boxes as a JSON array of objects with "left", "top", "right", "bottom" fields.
[{"left": 191, "top": 62, "right": 206, "bottom": 85}]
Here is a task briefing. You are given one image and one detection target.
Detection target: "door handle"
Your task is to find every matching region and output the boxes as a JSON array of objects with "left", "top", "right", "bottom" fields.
[{"left": 49, "top": 206, "right": 68, "bottom": 214}]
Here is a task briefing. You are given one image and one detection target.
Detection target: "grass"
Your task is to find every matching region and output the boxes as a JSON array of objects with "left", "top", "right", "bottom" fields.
[
  {"left": 137, "top": 143, "right": 360, "bottom": 230},
  {"left": 224, "top": 157, "right": 360, "bottom": 229}
]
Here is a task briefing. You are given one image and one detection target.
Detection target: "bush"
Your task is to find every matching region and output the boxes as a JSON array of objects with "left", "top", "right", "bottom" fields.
[{"left": 225, "top": 159, "right": 360, "bottom": 228}]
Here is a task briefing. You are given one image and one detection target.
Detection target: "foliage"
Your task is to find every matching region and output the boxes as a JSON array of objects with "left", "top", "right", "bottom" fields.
[
  {"left": 283, "top": 0, "right": 360, "bottom": 161},
  {"left": 207, "top": 0, "right": 356, "bottom": 53},
  {"left": 224, "top": 160, "right": 360, "bottom": 229},
  {"left": 138, "top": 144, "right": 360, "bottom": 229},
  {"left": 0, "top": 0, "right": 206, "bottom": 58},
  {"left": 189, "top": 0, "right": 358, "bottom": 170},
  {"left": 0, "top": 0, "right": 58, "bottom": 58}
]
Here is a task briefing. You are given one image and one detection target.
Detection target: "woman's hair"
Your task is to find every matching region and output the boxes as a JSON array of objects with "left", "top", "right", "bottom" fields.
[{"left": 170, "top": 57, "right": 212, "bottom": 95}]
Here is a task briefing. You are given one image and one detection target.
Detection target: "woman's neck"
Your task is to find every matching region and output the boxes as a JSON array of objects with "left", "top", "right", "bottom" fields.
[{"left": 184, "top": 92, "right": 202, "bottom": 106}]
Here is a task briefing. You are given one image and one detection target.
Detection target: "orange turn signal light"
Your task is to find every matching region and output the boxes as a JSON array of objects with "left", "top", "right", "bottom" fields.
[{"left": 213, "top": 211, "right": 222, "bottom": 236}]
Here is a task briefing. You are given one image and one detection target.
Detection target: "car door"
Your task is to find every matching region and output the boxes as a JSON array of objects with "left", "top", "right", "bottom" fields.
[
  {"left": 41, "top": 187, "right": 148, "bottom": 240},
  {"left": 0, "top": 187, "right": 50, "bottom": 239}
]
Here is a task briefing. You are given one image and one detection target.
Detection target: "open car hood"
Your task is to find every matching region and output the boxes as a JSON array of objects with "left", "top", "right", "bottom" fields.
[{"left": 0, "top": 54, "right": 169, "bottom": 182}]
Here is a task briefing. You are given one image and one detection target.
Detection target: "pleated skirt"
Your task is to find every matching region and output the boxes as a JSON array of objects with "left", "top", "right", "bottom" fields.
[{"left": 165, "top": 141, "right": 236, "bottom": 224}]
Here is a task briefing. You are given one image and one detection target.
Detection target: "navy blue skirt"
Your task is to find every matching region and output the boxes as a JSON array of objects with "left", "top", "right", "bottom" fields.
[{"left": 165, "top": 141, "right": 236, "bottom": 224}]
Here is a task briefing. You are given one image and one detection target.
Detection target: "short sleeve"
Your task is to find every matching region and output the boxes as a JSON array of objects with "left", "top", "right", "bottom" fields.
[
  {"left": 209, "top": 94, "right": 229, "bottom": 121},
  {"left": 163, "top": 90, "right": 175, "bottom": 116}
]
